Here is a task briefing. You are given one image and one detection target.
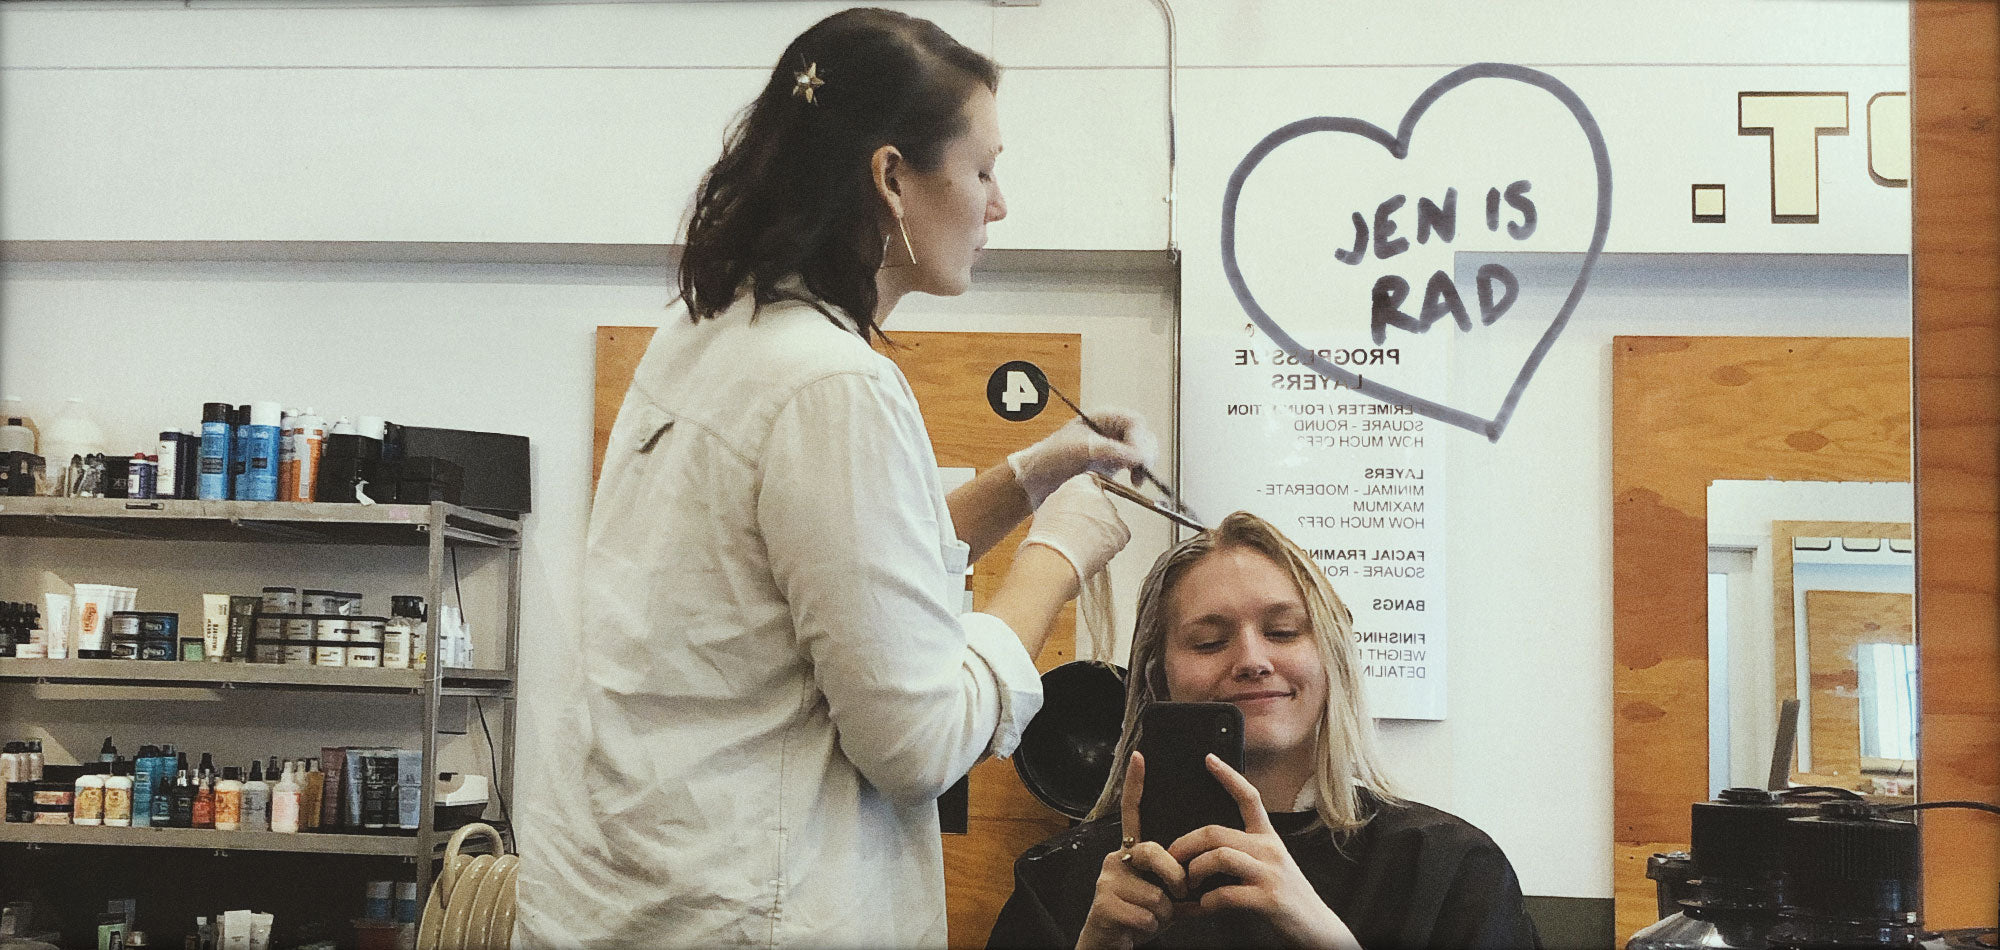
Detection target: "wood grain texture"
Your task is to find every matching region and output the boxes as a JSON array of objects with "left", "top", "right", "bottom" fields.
[
  {"left": 594, "top": 326, "right": 1082, "bottom": 948},
  {"left": 1612, "top": 336, "right": 1910, "bottom": 939},
  {"left": 1802, "top": 590, "right": 1914, "bottom": 788},
  {"left": 1768, "top": 520, "right": 1913, "bottom": 788},
  {"left": 1914, "top": 0, "right": 2000, "bottom": 928}
]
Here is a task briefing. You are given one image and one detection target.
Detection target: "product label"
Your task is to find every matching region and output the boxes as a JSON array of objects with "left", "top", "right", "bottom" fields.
[
  {"left": 216, "top": 791, "right": 241, "bottom": 826},
  {"left": 73, "top": 786, "right": 102, "bottom": 820},
  {"left": 104, "top": 787, "right": 131, "bottom": 822}
]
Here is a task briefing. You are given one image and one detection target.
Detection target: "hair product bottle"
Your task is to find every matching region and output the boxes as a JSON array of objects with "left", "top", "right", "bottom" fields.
[
  {"left": 241, "top": 760, "right": 270, "bottom": 832},
  {"left": 214, "top": 767, "right": 243, "bottom": 831},
  {"left": 300, "top": 758, "right": 325, "bottom": 830},
  {"left": 103, "top": 759, "right": 133, "bottom": 827},
  {"left": 169, "top": 767, "right": 194, "bottom": 828},
  {"left": 191, "top": 763, "right": 215, "bottom": 829},
  {"left": 73, "top": 766, "right": 105, "bottom": 826},
  {"left": 242, "top": 402, "right": 283, "bottom": 502},
  {"left": 271, "top": 761, "right": 301, "bottom": 834}
]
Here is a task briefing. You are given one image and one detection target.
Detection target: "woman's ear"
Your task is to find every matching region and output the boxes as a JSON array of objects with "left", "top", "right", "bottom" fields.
[{"left": 870, "top": 144, "right": 906, "bottom": 218}]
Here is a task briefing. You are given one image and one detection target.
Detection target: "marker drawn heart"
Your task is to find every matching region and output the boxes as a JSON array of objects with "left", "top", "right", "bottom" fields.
[{"left": 1220, "top": 63, "right": 1612, "bottom": 442}]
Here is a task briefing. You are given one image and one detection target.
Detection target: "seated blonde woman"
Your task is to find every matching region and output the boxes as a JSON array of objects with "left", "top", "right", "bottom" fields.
[{"left": 987, "top": 512, "right": 1540, "bottom": 950}]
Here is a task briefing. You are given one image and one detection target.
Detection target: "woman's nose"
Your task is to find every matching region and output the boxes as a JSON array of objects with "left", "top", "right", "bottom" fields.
[
  {"left": 988, "top": 183, "right": 1008, "bottom": 223},
  {"left": 1231, "top": 634, "right": 1273, "bottom": 677}
]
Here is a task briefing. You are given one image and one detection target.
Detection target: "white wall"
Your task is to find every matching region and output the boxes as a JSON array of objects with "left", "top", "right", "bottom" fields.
[{"left": 0, "top": 0, "right": 1915, "bottom": 904}]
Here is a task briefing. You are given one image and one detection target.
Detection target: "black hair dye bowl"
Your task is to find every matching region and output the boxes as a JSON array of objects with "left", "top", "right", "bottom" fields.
[{"left": 1014, "top": 660, "right": 1128, "bottom": 820}]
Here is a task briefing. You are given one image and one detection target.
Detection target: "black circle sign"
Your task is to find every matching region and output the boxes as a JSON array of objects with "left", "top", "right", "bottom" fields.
[{"left": 986, "top": 361, "right": 1050, "bottom": 422}]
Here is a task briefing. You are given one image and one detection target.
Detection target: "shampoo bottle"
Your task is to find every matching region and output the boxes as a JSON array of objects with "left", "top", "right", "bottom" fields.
[
  {"left": 104, "top": 759, "right": 133, "bottom": 827},
  {"left": 243, "top": 402, "right": 283, "bottom": 502},
  {"left": 197, "top": 403, "right": 232, "bottom": 500},
  {"left": 241, "top": 759, "right": 270, "bottom": 832},
  {"left": 271, "top": 760, "right": 302, "bottom": 834},
  {"left": 73, "top": 765, "right": 105, "bottom": 826},
  {"left": 214, "top": 767, "right": 243, "bottom": 831},
  {"left": 130, "top": 745, "right": 158, "bottom": 827}
]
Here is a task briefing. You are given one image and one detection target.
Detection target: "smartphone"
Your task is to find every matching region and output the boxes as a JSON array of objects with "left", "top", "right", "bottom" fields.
[{"left": 1135, "top": 701, "right": 1246, "bottom": 849}]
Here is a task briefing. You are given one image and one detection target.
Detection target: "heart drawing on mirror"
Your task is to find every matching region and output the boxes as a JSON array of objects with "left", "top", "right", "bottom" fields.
[{"left": 1219, "top": 63, "right": 1613, "bottom": 442}]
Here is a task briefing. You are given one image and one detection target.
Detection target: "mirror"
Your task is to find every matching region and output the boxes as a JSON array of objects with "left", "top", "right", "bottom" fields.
[{"left": 1706, "top": 480, "right": 1914, "bottom": 802}]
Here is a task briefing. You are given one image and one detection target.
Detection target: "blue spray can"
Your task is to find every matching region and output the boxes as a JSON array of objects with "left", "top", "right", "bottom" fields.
[
  {"left": 230, "top": 405, "right": 252, "bottom": 500},
  {"left": 243, "top": 402, "right": 283, "bottom": 502},
  {"left": 197, "top": 403, "right": 232, "bottom": 500}
]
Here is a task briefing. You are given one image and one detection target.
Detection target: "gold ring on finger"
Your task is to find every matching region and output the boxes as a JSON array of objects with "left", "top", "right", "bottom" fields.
[{"left": 1120, "top": 836, "right": 1137, "bottom": 849}]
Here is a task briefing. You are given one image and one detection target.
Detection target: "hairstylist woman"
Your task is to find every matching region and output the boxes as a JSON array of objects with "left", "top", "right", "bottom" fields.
[{"left": 515, "top": 9, "right": 1152, "bottom": 949}]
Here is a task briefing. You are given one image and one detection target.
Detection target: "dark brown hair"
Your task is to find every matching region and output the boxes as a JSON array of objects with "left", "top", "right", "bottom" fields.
[{"left": 677, "top": 8, "right": 999, "bottom": 341}]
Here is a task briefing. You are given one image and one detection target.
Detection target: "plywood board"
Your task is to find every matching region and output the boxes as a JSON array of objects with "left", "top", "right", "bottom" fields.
[
  {"left": 1802, "top": 590, "right": 1914, "bottom": 787},
  {"left": 1913, "top": 0, "right": 2000, "bottom": 928},
  {"left": 1768, "top": 520, "right": 1912, "bottom": 787},
  {"left": 1611, "top": 335, "right": 1909, "bottom": 939},
  {"left": 595, "top": 324, "right": 1084, "bottom": 947}
]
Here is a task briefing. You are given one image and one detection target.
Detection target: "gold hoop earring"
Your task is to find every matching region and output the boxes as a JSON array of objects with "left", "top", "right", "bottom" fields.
[{"left": 881, "top": 215, "right": 918, "bottom": 269}]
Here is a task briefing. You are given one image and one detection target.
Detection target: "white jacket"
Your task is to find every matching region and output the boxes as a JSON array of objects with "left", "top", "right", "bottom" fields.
[{"left": 515, "top": 294, "right": 1044, "bottom": 948}]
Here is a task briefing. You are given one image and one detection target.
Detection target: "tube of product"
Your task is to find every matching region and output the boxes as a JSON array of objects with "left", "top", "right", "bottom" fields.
[
  {"left": 41, "top": 593, "right": 70, "bottom": 659},
  {"left": 201, "top": 594, "right": 230, "bottom": 662},
  {"left": 197, "top": 403, "right": 232, "bottom": 501},
  {"left": 72, "top": 584, "right": 122, "bottom": 656}
]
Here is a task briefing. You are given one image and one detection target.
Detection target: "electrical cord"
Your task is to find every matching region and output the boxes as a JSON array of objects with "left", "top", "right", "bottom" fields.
[
  {"left": 452, "top": 546, "right": 513, "bottom": 827},
  {"left": 1883, "top": 800, "right": 2000, "bottom": 817}
]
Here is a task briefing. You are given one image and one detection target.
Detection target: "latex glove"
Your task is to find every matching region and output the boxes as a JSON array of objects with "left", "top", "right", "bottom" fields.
[
  {"left": 1007, "top": 409, "right": 1157, "bottom": 508},
  {"left": 1022, "top": 474, "right": 1131, "bottom": 583}
]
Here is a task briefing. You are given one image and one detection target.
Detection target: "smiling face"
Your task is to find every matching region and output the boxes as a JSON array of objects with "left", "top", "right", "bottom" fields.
[
  {"left": 882, "top": 85, "right": 1007, "bottom": 298},
  {"left": 1161, "top": 545, "right": 1330, "bottom": 769}
]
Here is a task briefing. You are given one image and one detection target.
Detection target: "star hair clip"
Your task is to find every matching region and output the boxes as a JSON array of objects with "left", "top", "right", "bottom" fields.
[{"left": 792, "top": 61, "right": 826, "bottom": 104}]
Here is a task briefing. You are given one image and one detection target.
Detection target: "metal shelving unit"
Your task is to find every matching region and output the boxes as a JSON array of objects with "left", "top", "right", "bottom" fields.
[{"left": 0, "top": 498, "right": 521, "bottom": 881}]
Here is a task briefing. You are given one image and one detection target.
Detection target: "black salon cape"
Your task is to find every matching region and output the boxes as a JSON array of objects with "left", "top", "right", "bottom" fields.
[{"left": 986, "top": 792, "right": 1542, "bottom": 950}]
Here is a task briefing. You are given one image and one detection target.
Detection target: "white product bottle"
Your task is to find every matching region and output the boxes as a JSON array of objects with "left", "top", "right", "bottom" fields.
[
  {"left": 0, "top": 417, "right": 32, "bottom": 455},
  {"left": 103, "top": 759, "right": 133, "bottom": 827},
  {"left": 241, "top": 759, "right": 270, "bottom": 832},
  {"left": 73, "top": 766, "right": 106, "bottom": 825},
  {"left": 40, "top": 398, "right": 106, "bottom": 477},
  {"left": 270, "top": 760, "right": 302, "bottom": 833}
]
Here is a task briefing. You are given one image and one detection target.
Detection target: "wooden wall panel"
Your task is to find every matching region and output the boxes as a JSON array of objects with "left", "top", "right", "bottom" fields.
[
  {"left": 595, "top": 326, "right": 1079, "bottom": 947},
  {"left": 1913, "top": 0, "right": 2000, "bottom": 928},
  {"left": 1611, "top": 336, "right": 1910, "bottom": 939}
]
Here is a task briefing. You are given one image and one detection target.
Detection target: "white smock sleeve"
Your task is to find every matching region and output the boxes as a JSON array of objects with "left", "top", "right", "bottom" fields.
[{"left": 757, "top": 368, "right": 1044, "bottom": 805}]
